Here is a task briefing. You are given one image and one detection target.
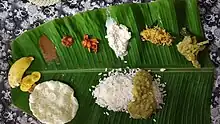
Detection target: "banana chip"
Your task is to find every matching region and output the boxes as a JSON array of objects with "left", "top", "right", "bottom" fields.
[
  {"left": 31, "top": 72, "right": 41, "bottom": 82},
  {"left": 20, "top": 72, "right": 41, "bottom": 92}
]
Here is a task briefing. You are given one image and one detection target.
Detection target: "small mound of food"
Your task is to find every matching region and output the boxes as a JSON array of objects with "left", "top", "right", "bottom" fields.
[
  {"left": 128, "top": 70, "right": 156, "bottom": 119},
  {"left": 141, "top": 26, "right": 173, "bottom": 46},
  {"left": 92, "top": 68, "right": 166, "bottom": 119},
  {"left": 82, "top": 34, "right": 99, "bottom": 53},
  {"left": 177, "top": 36, "right": 209, "bottom": 68},
  {"left": 29, "top": 80, "right": 79, "bottom": 124},
  {"left": 105, "top": 17, "right": 131, "bottom": 60},
  {"left": 61, "top": 35, "right": 74, "bottom": 47},
  {"left": 92, "top": 69, "right": 135, "bottom": 112}
]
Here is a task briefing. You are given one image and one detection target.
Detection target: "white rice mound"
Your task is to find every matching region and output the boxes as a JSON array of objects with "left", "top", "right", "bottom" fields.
[
  {"left": 92, "top": 68, "right": 166, "bottom": 113},
  {"left": 92, "top": 69, "right": 140, "bottom": 112},
  {"left": 93, "top": 74, "right": 133, "bottom": 112},
  {"left": 29, "top": 80, "right": 79, "bottom": 124}
]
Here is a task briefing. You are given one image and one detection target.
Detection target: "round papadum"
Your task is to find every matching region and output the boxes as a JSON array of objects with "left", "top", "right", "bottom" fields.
[{"left": 29, "top": 80, "right": 78, "bottom": 124}]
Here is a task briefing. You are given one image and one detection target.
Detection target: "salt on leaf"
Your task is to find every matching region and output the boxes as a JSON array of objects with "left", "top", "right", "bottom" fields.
[
  {"left": 160, "top": 68, "right": 166, "bottom": 72},
  {"left": 106, "top": 112, "right": 109, "bottom": 115}
]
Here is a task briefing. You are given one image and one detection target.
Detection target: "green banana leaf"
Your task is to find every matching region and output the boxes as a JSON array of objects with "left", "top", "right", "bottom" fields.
[{"left": 11, "top": 0, "right": 214, "bottom": 124}]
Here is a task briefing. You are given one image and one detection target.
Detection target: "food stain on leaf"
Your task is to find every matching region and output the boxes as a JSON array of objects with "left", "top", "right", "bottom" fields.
[{"left": 39, "top": 35, "right": 58, "bottom": 62}]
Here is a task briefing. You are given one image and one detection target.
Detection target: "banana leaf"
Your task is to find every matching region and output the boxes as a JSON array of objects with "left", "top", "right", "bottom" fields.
[{"left": 10, "top": 0, "right": 214, "bottom": 124}]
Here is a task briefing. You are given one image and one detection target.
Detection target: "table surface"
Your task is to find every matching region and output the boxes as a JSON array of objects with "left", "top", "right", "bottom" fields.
[{"left": 0, "top": 0, "right": 220, "bottom": 124}]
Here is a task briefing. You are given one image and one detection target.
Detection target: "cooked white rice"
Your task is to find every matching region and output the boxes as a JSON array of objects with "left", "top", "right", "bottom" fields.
[{"left": 92, "top": 68, "right": 165, "bottom": 112}]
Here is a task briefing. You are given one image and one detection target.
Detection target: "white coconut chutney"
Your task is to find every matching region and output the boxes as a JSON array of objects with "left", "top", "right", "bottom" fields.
[{"left": 105, "top": 17, "right": 131, "bottom": 60}]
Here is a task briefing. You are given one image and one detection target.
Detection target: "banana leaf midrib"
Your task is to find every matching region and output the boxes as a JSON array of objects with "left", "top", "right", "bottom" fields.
[{"left": 27, "top": 67, "right": 214, "bottom": 74}]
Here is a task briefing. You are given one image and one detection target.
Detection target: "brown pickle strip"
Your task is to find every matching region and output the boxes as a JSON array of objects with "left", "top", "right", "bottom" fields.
[{"left": 39, "top": 35, "right": 58, "bottom": 62}]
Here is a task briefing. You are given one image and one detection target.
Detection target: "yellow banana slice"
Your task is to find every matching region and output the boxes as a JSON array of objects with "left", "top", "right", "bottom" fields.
[
  {"left": 20, "top": 71, "right": 41, "bottom": 92},
  {"left": 31, "top": 72, "right": 41, "bottom": 82},
  {"left": 20, "top": 75, "right": 35, "bottom": 92},
  {"left": 8, "top": 57, "right": 34, "bottom": 88}
]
